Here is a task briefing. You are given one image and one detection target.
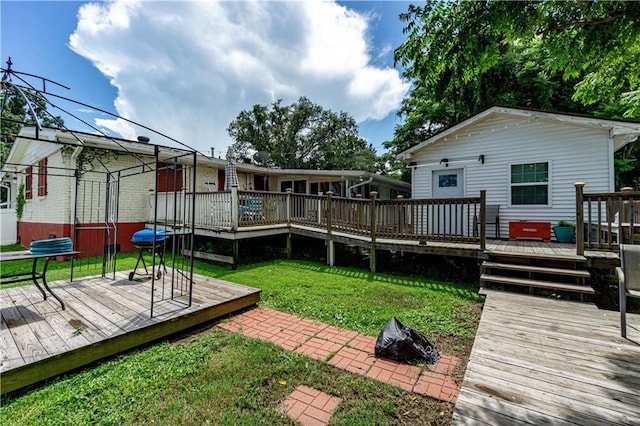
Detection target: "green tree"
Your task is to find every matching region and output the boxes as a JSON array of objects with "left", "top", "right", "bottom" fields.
[
  {"left": 389, "top": 0, "right": 640, "bottom": 186},
  {"left": 1, "top": 88, "right": 64, "bottom": 166},
  {"left": 227, "top": 97, "right": 376, "bottom": 171}
]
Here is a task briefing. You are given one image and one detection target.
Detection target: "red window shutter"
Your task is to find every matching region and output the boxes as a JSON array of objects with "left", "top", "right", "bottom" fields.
[
  {"left": 37, "top": 158, "right": 48, "bottom": 196},
  {"left": 25, "top": 166, "right": 33, "bottom": 199},
  {"left": 156, "top": 163, "right": 183, "bottom": 192}
]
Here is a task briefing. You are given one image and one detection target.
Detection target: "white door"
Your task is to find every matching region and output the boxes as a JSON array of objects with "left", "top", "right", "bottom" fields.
[
  {"left": 432, "top": 169, "right": 464, "bottom": 235},
  {"left": 432, "top": 169, "right": 464, "bottom": 198}
]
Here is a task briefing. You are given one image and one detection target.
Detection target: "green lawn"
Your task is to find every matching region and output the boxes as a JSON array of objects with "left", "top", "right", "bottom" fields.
[{"left": 0, "top": 248, "right": 483, "bottom": 425}]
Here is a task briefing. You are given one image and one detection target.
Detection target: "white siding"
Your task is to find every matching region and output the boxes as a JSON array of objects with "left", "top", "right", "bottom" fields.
[
  {"left": 411, "top": 115, "right": 613, "bottom": 236},
  {"left": 20, "top": 150, "right": 73, "bottom": 224},
  {"left": 76, "top": 155, "right": 155, "bottom": 224},
  {"left": 191, "top": 165, "right": 219, "bottom": 192}
]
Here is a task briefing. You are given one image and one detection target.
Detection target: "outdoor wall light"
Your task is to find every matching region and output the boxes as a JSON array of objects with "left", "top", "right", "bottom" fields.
[
  {"left": 478, "top": 154, "right": 485, "bottom": 164},
  {"left": 440, "top": 158, "right": 449, "bottom": 167}
]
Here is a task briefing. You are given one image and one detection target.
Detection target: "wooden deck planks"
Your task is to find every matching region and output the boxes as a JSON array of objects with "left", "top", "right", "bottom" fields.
[
  {"left": 0, "top": 271, "right": 261, "bottom": 394},
  {"left": 453, "top": 289, "right": 640, "bottom": 426}
]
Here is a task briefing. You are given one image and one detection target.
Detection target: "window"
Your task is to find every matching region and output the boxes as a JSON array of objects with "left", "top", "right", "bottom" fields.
[
  {"left": 37, "top": 158, "right": 48, "bottom": 196},
  {"left": 510, "top": 162, "right": 548, "bottom": 205},
  {"left": 25, "top": 166, "right": 33, "bottom": 199},
  {"left": 438, "top": 174, "right": 458, "bottom": 188},
  {"left": 279, "top": 179, "right": 307, "bottom": 194}
]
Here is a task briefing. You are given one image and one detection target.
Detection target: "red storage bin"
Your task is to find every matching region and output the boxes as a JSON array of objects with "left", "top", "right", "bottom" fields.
[{"left": 509, "top": 221, "right": 551, "bottom": 242}]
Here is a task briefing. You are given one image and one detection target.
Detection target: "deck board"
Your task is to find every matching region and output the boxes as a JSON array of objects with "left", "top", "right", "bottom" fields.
[
  {"left": 453, "top": 289, "right": 640, "bottom": 425},
  {"left": 0, "top": 271, "right": 260, "bottom": 394}
]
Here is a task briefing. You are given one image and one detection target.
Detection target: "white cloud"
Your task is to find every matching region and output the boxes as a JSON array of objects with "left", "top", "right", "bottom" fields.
[{"left": 69, "top": 0, "right": 408, "bottom": 154}]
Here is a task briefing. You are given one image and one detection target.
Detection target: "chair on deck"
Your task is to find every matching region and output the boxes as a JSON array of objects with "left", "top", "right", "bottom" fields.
[
  {"left": 240, "top": 196, "right": 265, "bottom": 220},
  {"left": 618, "top": 244, "right": 640, "bottom": 338},
  {"left": 475, "top": 204, "right": 501, "bottom": 239}
]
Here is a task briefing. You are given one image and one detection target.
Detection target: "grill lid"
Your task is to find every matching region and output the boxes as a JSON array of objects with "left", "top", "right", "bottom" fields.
[{"left": 131, "top": 229, "right": 168, "bottom": 244}]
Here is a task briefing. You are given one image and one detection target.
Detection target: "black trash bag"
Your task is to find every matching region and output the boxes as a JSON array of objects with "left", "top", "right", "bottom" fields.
[{"left": 375, "top": 317, "right": 439, "bottom": 363}]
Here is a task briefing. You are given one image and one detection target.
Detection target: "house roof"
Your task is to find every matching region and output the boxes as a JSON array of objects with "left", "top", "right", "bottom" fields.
[{"left": 396, "top": 106, "right": 640, "bottom": 162}]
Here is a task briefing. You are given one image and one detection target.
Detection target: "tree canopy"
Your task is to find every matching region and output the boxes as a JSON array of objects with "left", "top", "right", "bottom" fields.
[
  {"left": 1, "top": 89, "right": 64, "bottom": 166},
  {"left": 388, "top": 0, "right": 640, "bottom": 186},
  {"left": 227, "top": 97, "right": 376, "bottom": 171}
]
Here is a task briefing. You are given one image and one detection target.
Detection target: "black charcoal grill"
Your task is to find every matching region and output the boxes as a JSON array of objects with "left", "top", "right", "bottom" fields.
[{"left": 129, "top": 229, "right": 169, "bottom": 281}]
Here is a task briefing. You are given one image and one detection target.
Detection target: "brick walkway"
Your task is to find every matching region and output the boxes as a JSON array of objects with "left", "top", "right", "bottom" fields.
[
  {"left": 217, "top": 307, "right": 460, "bottom": 406},
  {"left": 284, "top": 385, "right": 341, "bottom": 426}
]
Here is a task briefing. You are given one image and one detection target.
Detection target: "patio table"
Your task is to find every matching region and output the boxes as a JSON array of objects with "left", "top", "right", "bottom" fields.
[{"left": 0, "top": 250, "right": 80, "bottom": 310}]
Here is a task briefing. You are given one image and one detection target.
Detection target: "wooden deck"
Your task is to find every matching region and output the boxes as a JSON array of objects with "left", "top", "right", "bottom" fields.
[
  {"left": 0, "top": 271, "right": 261, "bottom": 394},
  {"left": 453, "top": 289, "right": 640, "bottom": 425}
]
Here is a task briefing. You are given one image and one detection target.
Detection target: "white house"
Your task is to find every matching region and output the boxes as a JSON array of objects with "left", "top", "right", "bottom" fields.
[
  {"left": 396, "top": 106, "right": 640, "bottom": 239},
  {"left": 3, "top": 127, "right": 409, "bottom": 252}
]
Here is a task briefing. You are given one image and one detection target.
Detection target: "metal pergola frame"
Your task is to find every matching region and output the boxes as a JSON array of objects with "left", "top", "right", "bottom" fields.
[{"left": 1, "top": 59, "right": 200, "bottom": 317}]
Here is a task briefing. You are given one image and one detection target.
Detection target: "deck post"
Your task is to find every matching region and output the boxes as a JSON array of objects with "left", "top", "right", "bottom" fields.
[
  {"left": 480, "top": 190, "right": 486, "bottom": 250},
  {"left": 326, "top": 191, "right": 334, "bottom": 266},
  {"left": 286, "top": 233, "right": 292, "bottom": 259},
  {"left": 356, "top": 194, "right": 364, "bottom": 229},
  {"left": 231, "top": 184, "right": 239, "bottom": 230},
  {"left": 575, "top": 182, "right": 585, "bottom": 255},
  {"left": 232, "top": 240, "right": 238, "bottom": 270},
  {"left": 286, "top": 188, "right": 292, "bottom": 225},
  {"left": 370, "top": 191, "right": 378, "bottom": 272}
]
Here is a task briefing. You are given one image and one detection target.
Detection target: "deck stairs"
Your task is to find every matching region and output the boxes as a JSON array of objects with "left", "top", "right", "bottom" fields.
[{"left": 480, "top": 250, "right": 594, "bottom": 298}]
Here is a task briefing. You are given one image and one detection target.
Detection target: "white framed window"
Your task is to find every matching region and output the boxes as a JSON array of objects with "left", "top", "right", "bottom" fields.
[{"left": 510, "top": 162, "right": 549, "bottom": 205}]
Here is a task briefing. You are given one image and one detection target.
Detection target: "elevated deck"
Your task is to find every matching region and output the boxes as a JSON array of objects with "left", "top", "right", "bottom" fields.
[
  {"left": 181, "top": 220, "right": 621, "bottom": 268},
  {"left": 0, "top": 271, "right": 261, "bottom": 394}
]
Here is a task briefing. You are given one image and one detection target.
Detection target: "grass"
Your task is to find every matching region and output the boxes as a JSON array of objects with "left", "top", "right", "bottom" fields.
[
  {"left": 0, "top": 244, "right": 154, "bottom": 286},
  {"left": 0, "top": 246, "right": 483, "bottom": 425},
  {"left": 1, "top": 330, "right": 454, "bottom": 425},
  {"left": 195, "top": 259, "right": 482, "bottom": 340},
  {"left": 0, "top": 244, "right": 26, "bottom": 253}
]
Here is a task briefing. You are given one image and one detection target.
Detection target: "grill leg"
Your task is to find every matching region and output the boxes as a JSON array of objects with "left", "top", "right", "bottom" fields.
[{"left": 129, "top": 249, "right": 149, "bottom": 280}]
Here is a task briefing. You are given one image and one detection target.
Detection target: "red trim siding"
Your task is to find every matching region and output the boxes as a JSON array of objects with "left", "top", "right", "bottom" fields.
[
  {"left": 17, "top": 222, "right": 72, "bottom": 249},
  {"left": 18, "top": 221, "right": 146, "bottom": 257}
]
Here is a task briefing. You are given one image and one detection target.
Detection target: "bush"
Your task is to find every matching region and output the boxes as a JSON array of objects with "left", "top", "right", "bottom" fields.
[{"left": 556, "top": 220, "right": 575, "bottom": 228}]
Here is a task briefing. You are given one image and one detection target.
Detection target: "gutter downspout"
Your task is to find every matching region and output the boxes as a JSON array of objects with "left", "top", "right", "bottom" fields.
[{"left": 346, "top": 177, "right": 373, "bottom": 198}]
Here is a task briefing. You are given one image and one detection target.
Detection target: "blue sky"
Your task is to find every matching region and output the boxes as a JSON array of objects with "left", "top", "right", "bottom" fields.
[{"left": 1, "top": 1, "right": 413, "bottom": 157}]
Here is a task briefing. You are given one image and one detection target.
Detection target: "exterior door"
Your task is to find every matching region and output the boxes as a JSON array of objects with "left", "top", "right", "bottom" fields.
[{"left": 432, "top": 169, "right": 464, "bottom": 235}]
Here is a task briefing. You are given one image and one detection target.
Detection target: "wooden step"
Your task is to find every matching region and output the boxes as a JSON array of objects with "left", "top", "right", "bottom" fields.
[
  {"left": 484, "top": 250, "right": 587, "bottom": 262},
  {"left": 480, "top": 274, "right": 595, "bottom": 294},
  {"left": 481, "top": 261, "right": 590, "bottom": 278}
]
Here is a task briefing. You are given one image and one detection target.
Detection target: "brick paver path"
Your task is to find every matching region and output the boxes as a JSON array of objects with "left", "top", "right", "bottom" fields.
[
  {"left": 284, "top": 385, "right": 341, "bottom": 426},
  {"left": 218, "top": 307, "right": 460, "bottom": 406}
]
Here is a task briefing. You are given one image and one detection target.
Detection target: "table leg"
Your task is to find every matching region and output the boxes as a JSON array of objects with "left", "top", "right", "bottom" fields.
[
  {"left": 40, "top": 256, "right": 66, "bottom": 310},
  {"left": 30, "top": 258, "right": 47, "bottom": 299}
]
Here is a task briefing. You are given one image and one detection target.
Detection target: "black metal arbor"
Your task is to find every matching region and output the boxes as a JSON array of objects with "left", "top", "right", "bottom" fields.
[{"left": 1, "top": 58, "right": 198, "bottom": 317}]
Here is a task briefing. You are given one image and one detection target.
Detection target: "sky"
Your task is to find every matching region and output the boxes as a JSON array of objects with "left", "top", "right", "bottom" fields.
[{"left": 1, "top": 0, "right": 413, "bottom": 158}]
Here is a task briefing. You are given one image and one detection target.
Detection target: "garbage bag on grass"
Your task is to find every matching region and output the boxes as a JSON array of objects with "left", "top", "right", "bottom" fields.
[{"left": 374, "top": 317, "right": 439, "bottom": 363}]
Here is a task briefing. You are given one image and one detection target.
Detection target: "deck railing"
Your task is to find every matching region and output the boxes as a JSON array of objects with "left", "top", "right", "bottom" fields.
[
  {"left": 151, "top": 184, "right": 640, "bottom": 255},
  {"left": 151, "top": 187, "right": 487, "bottom": 248},
  {"left": 576, "top": 183, "right": 640, "bottom": 254},
  {"left": 376, "top": 195, "right": 483, "bottom": 243},
  {"left": 237, "top": 190, "right": 288, "bottom": 227}
]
